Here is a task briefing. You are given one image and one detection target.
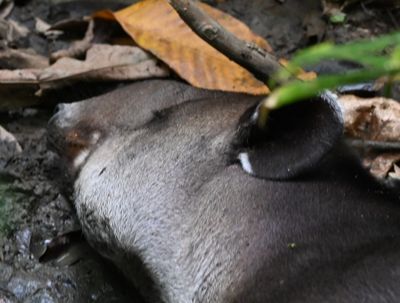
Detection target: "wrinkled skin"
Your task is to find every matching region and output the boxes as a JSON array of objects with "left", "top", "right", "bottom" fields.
[{"left": 48, "top": 80, "right": 400, "bottom": 303}]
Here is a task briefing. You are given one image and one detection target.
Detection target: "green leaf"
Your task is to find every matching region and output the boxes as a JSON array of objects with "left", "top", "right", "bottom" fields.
[
  {"left": 259, "top": 31, "right": 400, "bottom": 128},
  {"left": 330, "top": 12, "right": 346, "bottom": 24}
]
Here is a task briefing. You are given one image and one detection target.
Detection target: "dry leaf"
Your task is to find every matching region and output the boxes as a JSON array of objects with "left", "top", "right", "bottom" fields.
[
  {"left": 389, "top": 164, "right": 400, "bottom": 180},
  {"left": 339, "top": 95, "right": 400, "bottom": 142},
  {"left": 0, "top": 48, "right": 49, "bottom": 69},
  {"left": 0, "top": 69, "right": 41, "bottom": 109},
  {"left": 364, "top": 153, "right": 400, "bottom": 179},
  {"left": 279, "top": 58, "right": 317, "bottom": 81},
  {"left": 98, "top": 0, "right": 272, "bottom": 95},
  {"left": 35, "top": 17, "right": 51, "bottom": 34},
  {"left": 0, "top": 19, "right": 29, "bottom": 45},
  {"left": 0, "top": 0, "right": 14, "bottom": 19},
  {"left": 0, "top": 44, "right": 169, "bottom": 109},
  {"left": 340, "top": 95, "right": 400, "bottom": 181},
  {"left": 39, "top": 44, "right": 169, "bottom": 92}
]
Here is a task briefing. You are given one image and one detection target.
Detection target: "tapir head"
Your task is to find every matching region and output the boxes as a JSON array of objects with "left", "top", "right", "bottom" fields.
[
  {"left": 48, "top": 80, "right": 344, "bottom": 180},
  {"left": 47, "top": 80, "right": 221, "bottom": 174}
]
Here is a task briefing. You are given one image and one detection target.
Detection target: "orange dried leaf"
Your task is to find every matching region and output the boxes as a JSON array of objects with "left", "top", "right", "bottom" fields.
[
  {"left": 278, "top": 58, "right": 317, "bottom": 81},
  {"left": 100, "top": 0, "right": 271, "bottom": 95}
]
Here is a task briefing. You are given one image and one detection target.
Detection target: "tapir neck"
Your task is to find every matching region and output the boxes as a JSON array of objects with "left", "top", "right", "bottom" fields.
[{"left": 228, "top": 147, "right": 400, "bottom": 303}]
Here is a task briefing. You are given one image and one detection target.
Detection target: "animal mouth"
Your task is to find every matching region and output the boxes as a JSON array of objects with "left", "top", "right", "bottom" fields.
[{"left": 47, "top": 122, "right": 101, "bottom": 174}]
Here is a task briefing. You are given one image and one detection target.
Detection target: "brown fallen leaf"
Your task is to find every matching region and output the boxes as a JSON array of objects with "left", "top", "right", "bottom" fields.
[
  {"left": 340, "top": 94, "right": 400, "bottom": 181},
  {"left": 0, "top": 69, "right": 40, "bottom": 109},
  {"left": 339, "top": 95, "right": 400, "bottom": 142},
  {"left": 0, "top": 48, "right": 49, "bottom": 69},
  {"left": 279, "top": 59, "right": 317, "bottom": 81},
  {"left": 38, "top": 44, "right": 169, "bottom": 93},
  {"left": 0, "top": 19, "right": 29, "bottom": 46},
  {"left": 364, "top": 153, "right": 400, "bottom": 179},
  {"left": 96, "top": 0, "right": 272, "bottom": 95},
  {"left": 35, "top": 17, "right": 51, "bottom": 34},
  {"left": 0, "top": 44, "right": 169, "bottom": 109},
  {"left": 389, "top": 164, "right": 400, "bottom": 180},
  {"left": 48, "top": 16, "right": 137, "bottom": 62}
]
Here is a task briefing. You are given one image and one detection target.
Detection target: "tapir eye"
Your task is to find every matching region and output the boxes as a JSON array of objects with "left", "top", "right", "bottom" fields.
[
  {"left": 66, "top": 131, "right": 87, "bottom": 148},
  {"left": 65, "top": 130, "right": 101, "bottom": 147}
]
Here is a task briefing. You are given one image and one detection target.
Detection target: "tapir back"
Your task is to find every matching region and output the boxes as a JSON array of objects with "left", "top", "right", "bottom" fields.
[{"left": 49, "top": 80, "right": 400, "bottom": 303}]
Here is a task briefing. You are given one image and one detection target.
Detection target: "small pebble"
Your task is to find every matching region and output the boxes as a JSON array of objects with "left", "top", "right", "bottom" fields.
[
  {"left": 23, "top": 289, "right": 55, "bottom": 303},
  {"left": 7, "top": 276, "right": 41, "bottom": 300}
]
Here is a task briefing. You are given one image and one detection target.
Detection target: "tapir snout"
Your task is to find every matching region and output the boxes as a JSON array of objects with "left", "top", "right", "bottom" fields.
[
  {"left": 48, "top": 102, "right": 103, "bottom": 172},
  {"left": 49, "top": 80, "right": 400, "bottom": 303}
]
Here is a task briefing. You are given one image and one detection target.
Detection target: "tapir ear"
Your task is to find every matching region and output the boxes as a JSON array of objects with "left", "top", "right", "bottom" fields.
[{"left": 236, "top": 92, "right": 344, "bottom": 180}]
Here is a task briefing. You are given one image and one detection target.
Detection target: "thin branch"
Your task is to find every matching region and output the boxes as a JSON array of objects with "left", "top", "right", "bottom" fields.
[
  {"left": 167, "top": 0, "right": 282, "bottom": 84},
  {"left": 50, "top": 18, "right": 95, "bottom": 63},
  {"left": 347, "top": 139, "right": 400, "bottom": 151}
]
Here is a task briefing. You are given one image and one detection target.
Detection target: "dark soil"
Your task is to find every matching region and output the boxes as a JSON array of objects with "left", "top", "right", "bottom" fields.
[
  {"left": 0, "top": 0, "right": 399, "bottom": 302},
  {"left": 0, "top": 109, "right": 140, "bottom": 303},
  {"left": 205, "top": 0, "right": 400, "bottom": 57}
]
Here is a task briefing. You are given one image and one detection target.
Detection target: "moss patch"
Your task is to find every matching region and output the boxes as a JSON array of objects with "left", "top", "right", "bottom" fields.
[{"left": 0, "top": 175, "right": 29, "bottom": 237}]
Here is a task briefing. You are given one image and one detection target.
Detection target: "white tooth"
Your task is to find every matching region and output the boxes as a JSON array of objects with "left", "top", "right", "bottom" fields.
[
  {"left": 73, "top": 149, "right": 90, "bottom": 169},
  {"left": 238, "top": 152, "right": 254, "bottom": 175}
]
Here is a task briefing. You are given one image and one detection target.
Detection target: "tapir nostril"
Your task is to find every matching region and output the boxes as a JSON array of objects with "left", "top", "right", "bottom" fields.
[
  {"left": 48, "top": 112, "right": 59, "bottom": 128},
  {"left": 49, "top": 103, "right": 69, "bottom": 128},
  {"left": 53, "top": 103, "right": 66, "bottom": 115}
]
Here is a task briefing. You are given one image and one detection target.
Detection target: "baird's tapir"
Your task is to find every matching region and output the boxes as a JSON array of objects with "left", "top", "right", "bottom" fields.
[{"left": 48, "top": 79, "right": 400, "bottom": 303}]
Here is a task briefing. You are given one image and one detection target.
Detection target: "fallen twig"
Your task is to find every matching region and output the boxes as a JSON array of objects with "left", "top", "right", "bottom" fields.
[
  {"left": 167, "top": 0, "right": 282, "bottom": 83},
  {"left": 0, "top": 0, "right": 14, "bottom": 19},
  {"left": 50, "top": 18, "right": 95, "bottom": 63},
  {"left": 347, "top": 139, "right": 400, "bottom": 151}
]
